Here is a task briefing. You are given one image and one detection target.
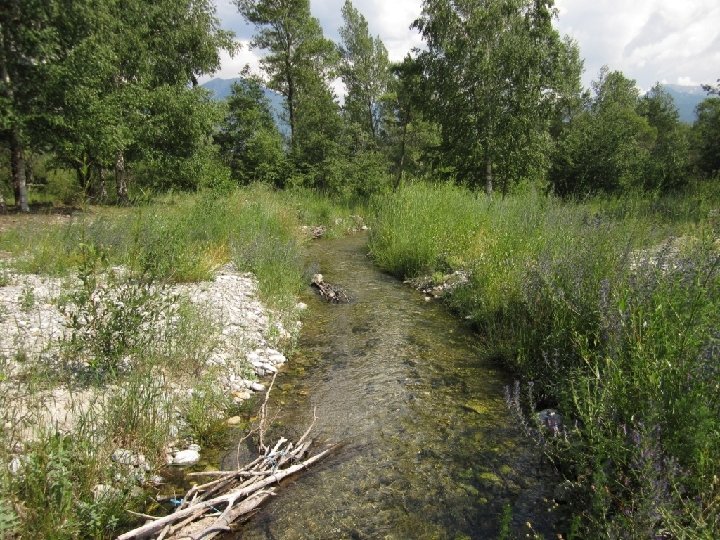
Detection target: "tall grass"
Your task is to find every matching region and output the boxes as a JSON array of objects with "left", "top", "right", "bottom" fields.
[
  {"left": 369, "top": 182, "right": 720, "bottom": 537},
  {"left": 0, "top": 184, "right": 362, "bottom": 306},
  {"left": 0, "top": 184, "right": 360, "bottom": 538}
]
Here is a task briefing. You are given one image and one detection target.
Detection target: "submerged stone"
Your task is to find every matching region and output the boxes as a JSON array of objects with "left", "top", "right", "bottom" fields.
[{"left": 462, "top": 400, "right": 490, "bottom": 415}]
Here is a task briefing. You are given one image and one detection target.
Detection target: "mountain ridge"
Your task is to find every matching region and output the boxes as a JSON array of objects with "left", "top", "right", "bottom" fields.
[{"left": 201, "top": 78, "right": 711, "bottom": 126}]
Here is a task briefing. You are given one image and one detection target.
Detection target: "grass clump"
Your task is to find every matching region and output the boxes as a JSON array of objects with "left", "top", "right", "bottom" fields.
[{"left": 369, "top": 182, "right": 720, "bottom": 538}]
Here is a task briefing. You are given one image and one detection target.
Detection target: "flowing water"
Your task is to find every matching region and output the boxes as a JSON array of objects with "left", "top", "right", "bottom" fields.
[{"left": 225, "top": 234, "right": 555, "bottom": 539}]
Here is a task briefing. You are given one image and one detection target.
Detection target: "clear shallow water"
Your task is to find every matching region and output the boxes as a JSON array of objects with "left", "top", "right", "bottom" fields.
[{"left": 224, "top": 234, "right": 555, "bottom": 539}]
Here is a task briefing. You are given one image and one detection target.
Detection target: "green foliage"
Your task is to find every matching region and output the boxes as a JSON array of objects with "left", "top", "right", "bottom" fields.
[
  {"left": 413, "top": 0, "right": 582, "bottom": 193},
  {"left": 368, "top": 182, "right": 482, "bottom": 277},
  {"left": 693, "top": 97, "right": 720, "bottom": 176},
  {"left": 18, "top": 284, "right": 35, "bottom": 311},
  {"left": 236, "top": 0, "right": 339, "bottom": 151},
  {"left": 369, "top": 182, "right": 720, "bottom": 538},
  {"left": 639, "top": 84, "right": 690, "bottom": 191},
  {"left": 339, "top": 0, "right": 390, "bottom": 142},
  {"left": 0, "top": 489, "right": 18, "bottom": 538},
  {"left": 102, "top": 371, "right": 174, "bottom": 460},
  {"left": 2, "top": 0, "right": 236, "bottom": 202},
  {"left": 13, "top": 433, "right": 136, "bottom": 539},
  {"left": 133, "top": 86, "right": 230, "bottom": 191},
  {"left": 552, "top": 69, "right": 692, "bottom": 195},
  {"left": 216, "top": 79, "right": 287, "bottom": 186},
  {"left": 58, "top": 244, "right": 175, "bottom": 379},
  {"left": 182, "top": 375, "right": 235, "bottom": 446},
  {"left": 383, "top": 56, "right": 442, "bottom": 187}
]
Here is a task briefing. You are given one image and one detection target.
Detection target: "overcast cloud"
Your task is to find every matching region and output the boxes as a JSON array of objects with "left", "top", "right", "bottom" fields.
[{"left": 206, "top": 0, "right": 720, "bottom": 91}]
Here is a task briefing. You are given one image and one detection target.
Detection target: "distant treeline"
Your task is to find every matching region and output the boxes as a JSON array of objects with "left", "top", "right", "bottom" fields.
[{"left": 2, "top": 0, "right": 719, "bottom": 210}]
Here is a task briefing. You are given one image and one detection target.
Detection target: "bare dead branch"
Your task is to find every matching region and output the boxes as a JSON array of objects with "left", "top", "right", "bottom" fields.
[{"left": 117, "top": 379, "right": 335, "bottom": 540}]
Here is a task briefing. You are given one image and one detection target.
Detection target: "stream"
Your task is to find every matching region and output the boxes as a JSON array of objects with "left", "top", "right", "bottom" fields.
[{"left": 223, "top": 233, "right": 556, "bottom": 539}]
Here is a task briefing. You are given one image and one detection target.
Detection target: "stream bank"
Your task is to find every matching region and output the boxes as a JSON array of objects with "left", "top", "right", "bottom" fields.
[{"left": 225, "top": 233, "right": 558, "bottom": 539}]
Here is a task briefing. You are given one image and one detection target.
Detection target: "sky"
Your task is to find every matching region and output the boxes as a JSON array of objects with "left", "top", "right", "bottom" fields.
[{"left": 207, "top": 0, "right": 720, "bottom": 92}]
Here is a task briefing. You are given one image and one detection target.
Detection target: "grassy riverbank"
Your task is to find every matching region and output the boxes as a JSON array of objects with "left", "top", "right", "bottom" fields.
[
  {"left": 369, "top": 182, "right": 720, "bottom": 538},
  {"left": 0, "top": 185, "right": 359, "bottom": 538}
]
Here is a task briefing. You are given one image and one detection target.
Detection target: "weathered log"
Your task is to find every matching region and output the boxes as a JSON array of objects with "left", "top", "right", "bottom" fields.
[{"left": 311, "top": 274, "right": 351, "bottom": 304}]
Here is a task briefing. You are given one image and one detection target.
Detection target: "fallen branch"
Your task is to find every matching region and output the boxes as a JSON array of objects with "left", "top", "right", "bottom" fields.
[
  {"left": 117, "top": 376, "right": 334, "bottom": 540},
  {"left": 117, "top": 447, "right": 333, "bottom": 540},
  {"left": 310, "top": 274, "right": 351, "bottom": 304}
]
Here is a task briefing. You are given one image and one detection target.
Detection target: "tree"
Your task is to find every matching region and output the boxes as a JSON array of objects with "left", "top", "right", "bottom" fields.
[
  {"left": 0, "top": 0, "right": 60, "bottom": 211},
  {"left": 235, "top": 0, "right": 338, "bottom": 152},
  {"left": 216, "top": 78, "right": 286, "bottom": 186},
  {"left": 638, "top": 84, "right": 689, "bottom": 190},
  {"left": 29, "top": 0, "right": 235, "bottom": 202},
  {"left": 702, "top": 78, "right": 720, "bottom": 96},
  {"left": 383, "top": 55, "right": 441, "bottom": 188},
  {"left": 551, "top": 68, "right": 656, "bottom": 194},
  {"left": 338, "top": 0, "right": 390, "bottom": 143},
  {"left": 694, "top": 97, "right": 720, "bottom": 176},
  {"left": 413, "top": 0, "right": 581, "bottom": 194}
]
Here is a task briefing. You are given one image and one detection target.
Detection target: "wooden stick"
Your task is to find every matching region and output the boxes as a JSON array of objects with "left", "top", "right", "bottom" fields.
[{"left": 116, "top": 447, "right": 334, "bottom": 540}]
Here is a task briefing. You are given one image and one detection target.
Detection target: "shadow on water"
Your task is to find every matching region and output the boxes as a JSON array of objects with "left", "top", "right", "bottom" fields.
[{"left": 224, "top": 233, "right": 556, "bottom": 539}]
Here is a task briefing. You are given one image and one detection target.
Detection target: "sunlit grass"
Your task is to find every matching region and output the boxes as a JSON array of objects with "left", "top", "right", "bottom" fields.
[{"left": 369, "top": 181, "right": 720, "bottom": 538}]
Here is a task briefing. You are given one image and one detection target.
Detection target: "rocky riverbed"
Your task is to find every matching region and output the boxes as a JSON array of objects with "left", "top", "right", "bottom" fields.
[{"left": 0, "top": 262, "right": 300, "bottom": 468}]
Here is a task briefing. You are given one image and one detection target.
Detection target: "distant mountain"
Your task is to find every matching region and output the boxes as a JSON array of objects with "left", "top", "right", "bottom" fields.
[
  {"left": 660, "top": 84, "right": 709, "bottom": 124},
  {"left": 201, "top": 77, "right": 288, "bottom": 135},
  {"left": 201, "top": 78, "right": 710, "bottom": 128}
]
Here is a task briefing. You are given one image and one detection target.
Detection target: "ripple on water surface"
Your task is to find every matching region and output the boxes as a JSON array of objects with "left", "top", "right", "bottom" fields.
[{"left": 229, "top": 234, "right": 556, "bottom": 540}]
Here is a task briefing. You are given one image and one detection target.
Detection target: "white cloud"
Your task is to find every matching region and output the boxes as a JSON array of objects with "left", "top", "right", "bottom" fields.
[
  {"left": 199, "top": 39, "right": 264, "bottom": 83},
  {"left": 554, "top": 0, "right": 720, "bottom": 88},
  {"left": 677, "top": 76, "right": 699, "bottom": 86}
]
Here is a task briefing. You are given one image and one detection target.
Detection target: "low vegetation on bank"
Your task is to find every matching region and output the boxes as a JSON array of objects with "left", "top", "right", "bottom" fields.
[
  {"left": 3, "top": 0, "right": 719, "bottom": 537},
  {"left": 0, "top": 186, "right": 359, "bottom": 538},
  {"left": 369, "top": 182, "right": 720, "bottom": 538}
]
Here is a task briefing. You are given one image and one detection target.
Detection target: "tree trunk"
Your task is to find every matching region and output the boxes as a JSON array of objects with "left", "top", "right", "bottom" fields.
[
  {"left": 98, "top": 167, "right": 108, "bottom": 203},
  {"left": 115, "top": 151, "right": 128, "bottom": 205},
  {"left": 394, "top": 121, "right": 408, "bottom": 190},
  {"left": 9, "top": 129, "right": 29, "bottom": 212},
  {"left": 1, "top": 28, "right": 29, "bottom": 213},
  {"left": 0, "top": 192, "right": 6, "bottom": 214},
  {"left": 485, "top": 159, "right": 493, "bottom": 196}
]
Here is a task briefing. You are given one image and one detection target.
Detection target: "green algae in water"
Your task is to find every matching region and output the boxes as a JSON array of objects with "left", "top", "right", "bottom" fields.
[
  {"left": 229, "top": 234, "right": 558, "bottom": 539},
  {"left": 462, "top": 400, "right": 490, "bottom": 415}
]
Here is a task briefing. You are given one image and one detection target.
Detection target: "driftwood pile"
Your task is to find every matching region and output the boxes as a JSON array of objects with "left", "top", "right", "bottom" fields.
[
  {"left": 118, "top": 375, "right": 334, "bottom": 540},
  {"left": 311, "top": 273, "right": 351, "bottom": 304}
]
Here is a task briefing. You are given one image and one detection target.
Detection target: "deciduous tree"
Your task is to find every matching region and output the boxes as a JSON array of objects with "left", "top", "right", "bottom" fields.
[
  {"left": 0, "top": 0, "right": 59, "bottom": 211},
  {"left": 216, "top": 78, "right": 286, "bottom": 185},
  {"left": 551, "top": 68, "right": 656, "bottom": 194},
  {"left": 413, "top": 0, "right": 581, "bottom": 194},
  {"left": 694, "top": 97, "right": 720, "bottom": 177},
  {"left": 338, "top": 0, "right": 390, "bottom": 143}
]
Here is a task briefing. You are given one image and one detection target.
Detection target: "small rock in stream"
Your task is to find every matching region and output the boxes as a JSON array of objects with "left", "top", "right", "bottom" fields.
[{"left": 172, "top": 449, "right": 200, "bottom": 466}]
